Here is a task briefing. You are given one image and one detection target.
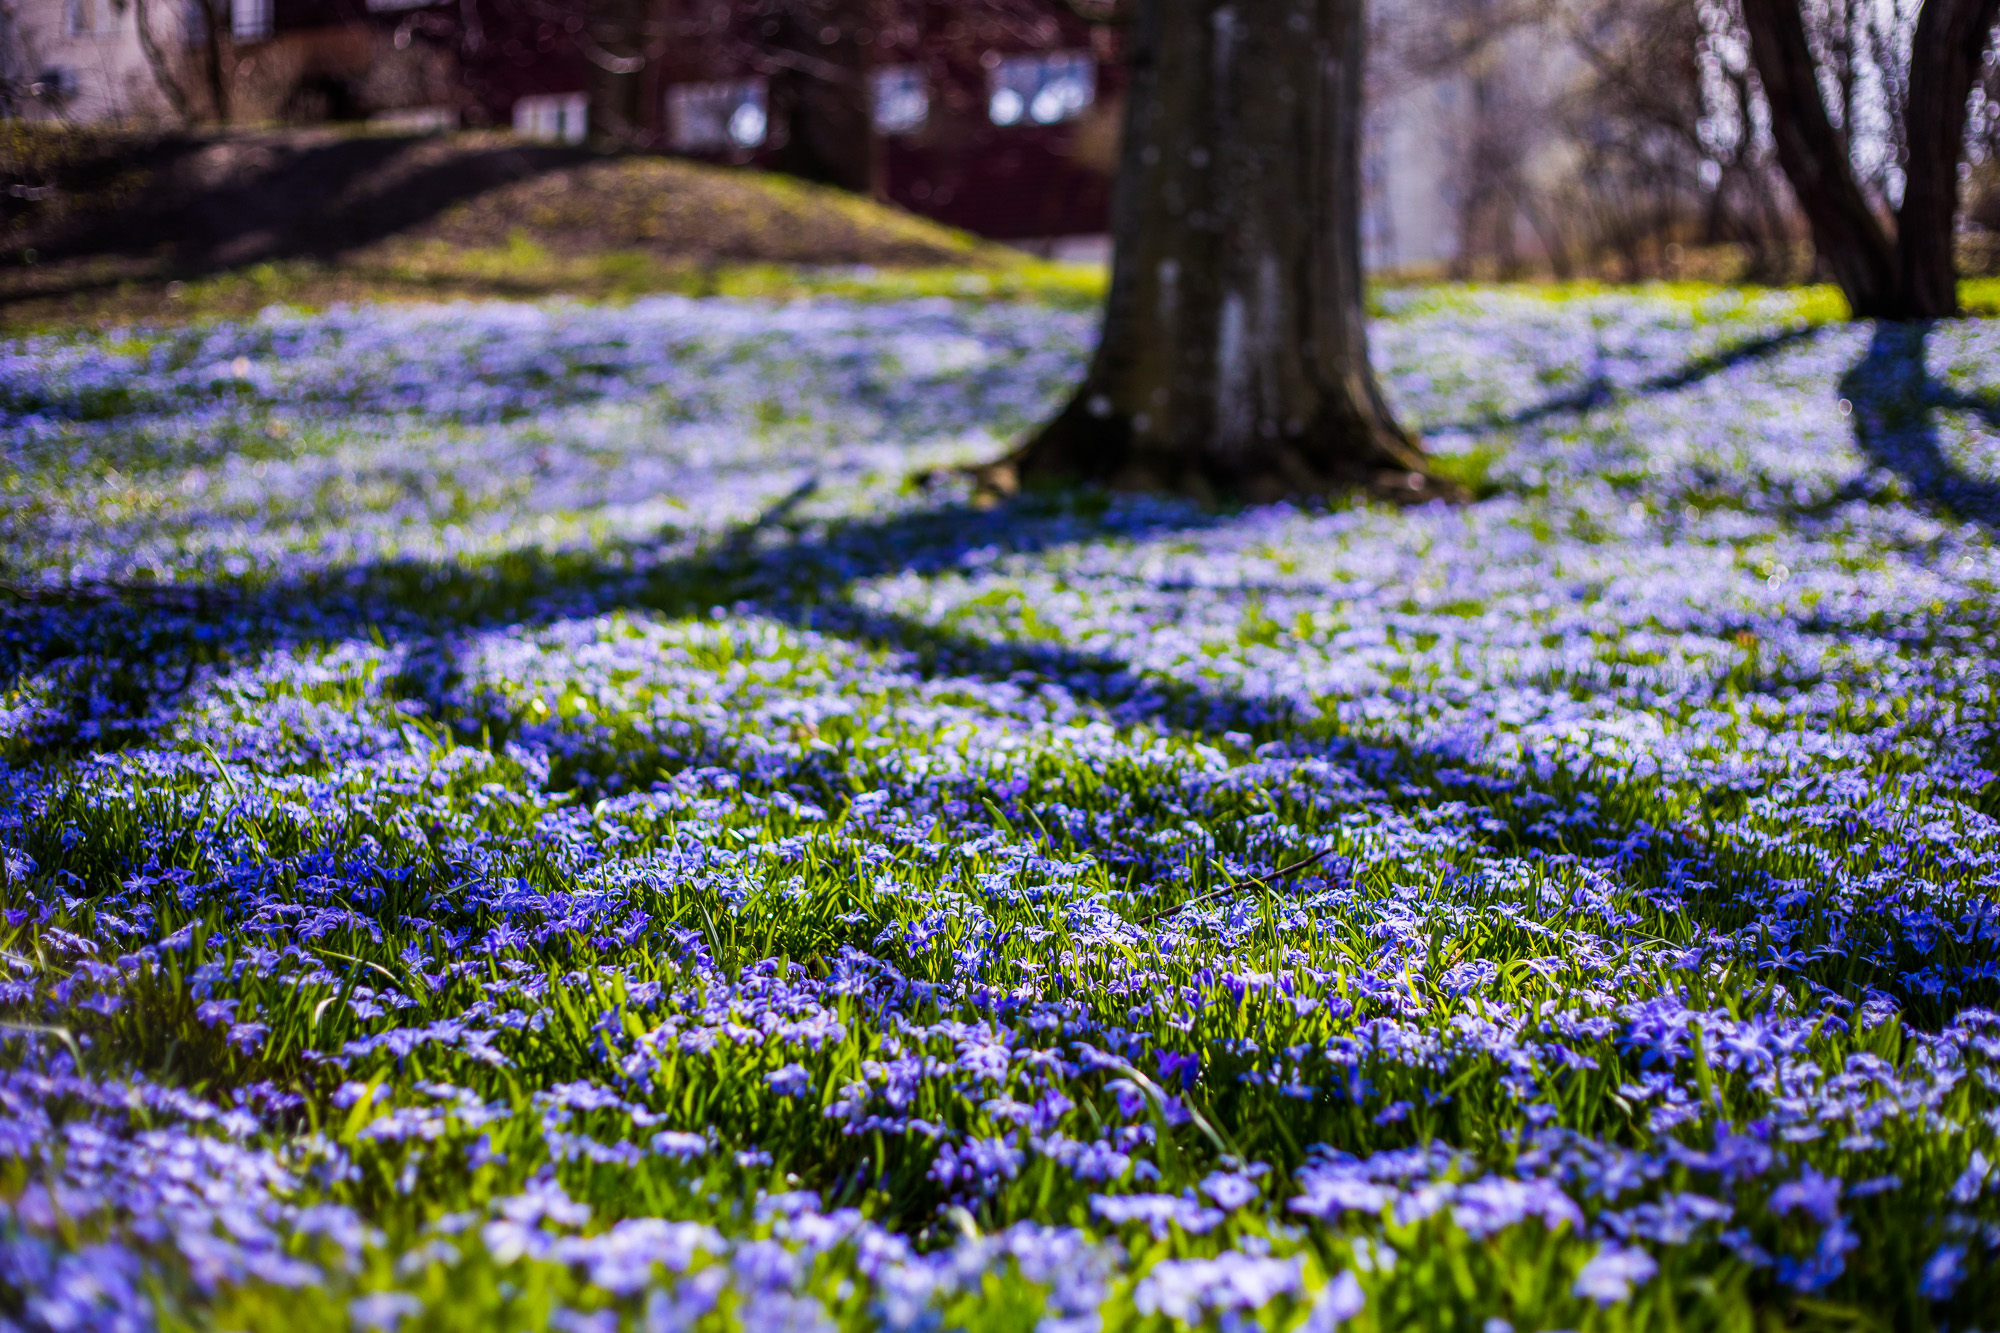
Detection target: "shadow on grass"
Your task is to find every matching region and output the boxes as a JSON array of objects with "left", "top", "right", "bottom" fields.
[
  {"left": 1840, "top": 321, "right": 2000, "bottom": 526},
  {"left": 7, "top": 473, "right": 1980, "bottom": 1021},
  {"left": 1, "top": 490, "right": 1223, "bottom": 761},
  {"left": 1427, "top": 325, "right": 1823, "bottom": 437},
  {"left": 1420, "top": 314, "right": 2000, "bottom": 535},
  {"left": 0, "top": 134, "right": 609, "bottom": 309}
]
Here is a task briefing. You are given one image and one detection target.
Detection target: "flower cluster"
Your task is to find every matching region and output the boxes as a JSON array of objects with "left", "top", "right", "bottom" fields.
[{"left": 1, "top": 285, "right": 1996, "bottom": 1329}]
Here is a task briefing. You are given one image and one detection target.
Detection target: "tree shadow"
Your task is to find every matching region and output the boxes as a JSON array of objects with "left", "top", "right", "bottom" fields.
[
  {"left": 8, "top": 485, "right": 1649, "bottom": 905},
  {"left": 1838, "top": 320, "right": 2000, "bottom": 526},
  {"left": 6, "top": 478, "right": 1984, "bottom": 1019},
  {"left": 0, "top": 490, "right": 1222, "bottom": 760},
  {"left": 1425, "top": 325, "right": 1822, "bottom": 437},
  {"left": 0, "top": 133, "right": 609, "bottom": 308}
]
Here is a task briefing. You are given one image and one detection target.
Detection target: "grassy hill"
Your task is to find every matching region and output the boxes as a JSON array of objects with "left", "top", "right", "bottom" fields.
[{"left": 0, "top": 126, "right": 1100, "bottom": 330}]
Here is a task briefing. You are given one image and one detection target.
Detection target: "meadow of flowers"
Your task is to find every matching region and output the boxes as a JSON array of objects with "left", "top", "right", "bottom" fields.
[{"left": 1, "top": 283, "right": 1997, "bottom": 1332}]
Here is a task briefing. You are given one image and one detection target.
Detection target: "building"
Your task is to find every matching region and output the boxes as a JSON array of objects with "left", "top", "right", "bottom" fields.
[
  {"left": 0, "top": 0, "right": 460, "bottom": 126},
  {"left": 459, "top": 0, "right": 1571, "bottom": 266},
  {"left": 460, "top": 0, "right": 1124, "bottom": 244},
  {"left": 0, "top": 1, "right": 1120, "bottom": 242},
  {"left": 1, "top": 0, "right": 181, "bottom": 123},
  {"left": 0, "top": 0, "right": 1561, "bottom": 268}
]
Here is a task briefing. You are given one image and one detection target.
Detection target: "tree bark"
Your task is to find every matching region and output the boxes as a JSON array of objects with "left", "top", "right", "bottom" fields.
[
  {"left": 764, "top": 1, "right": 877, "bottom": 195},
  {"left": 197, "top": 0, "right": 231, "bottom": 125},
  {"left": 1901, "top": 0, "right": 2000, "bottom": 316},
  {"left": 582, "top": 0, "right": 652, "bottom": 148},
  {"left": 1738, "top": 0, "right": 1898, "bottom": 313},
  {"left": 1742, "top": 0, "right": 1999, "bottom": 319},
  {"left": 130, "top": 0, "right": 196, "bottom": 125},
  {"left": 1005, "top": 0, "right": 1440, "bottom": 504}
]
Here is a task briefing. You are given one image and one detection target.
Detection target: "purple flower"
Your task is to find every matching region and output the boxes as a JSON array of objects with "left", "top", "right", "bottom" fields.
[
  {"left": 227, "top": 1022, "right": 270, "bottom": 1054},
  {"left": 1449, "top": 1178, "right": 1583, "bottom": 1240},
  {"left": 1105, "top": 1078, "right": 1148, "bottom": 1119},
  {"left": 644, "top": 1269, "right": 728, "bottom": 1333},
  {"left": 1573, "top": 1246, "right": 1657, "bottom": 1305},
  {"left": 1200, "top": 1171, "right": 1261, "bottom": 1210},
  {"left": 928, "top": 1135, "right": 1023, "bottom": 1197},
  {"left": 1290, "top": 1176, "right": 1394, "bottom": 1218},
  {"left": 1769, "top": 1167, "right": 1841, "bottom": 1225},
  {"left": 651, "top": 1131, "right": 709, "bottom": 1159},
  {"left": 1157, "top": 1051, "right": 1200, "bottom": 1089},
  {"left": 1302, "top": 1271, "right": 1366, "bottom": 1331},
  {"left": 1919, "top": 1244, "right": 1966, "bottom": 1301},
  {"left": 1949, "top": 1150, "right": 1990, "bottom": 1204},
  {"left": 1089, "top": 1193, "right": 1225, "bottom": 1239},
  {"left": 765, "top": 1063, "right": 812, "bottom": 1098},
  {"left": 1132, "top": 1252, "right": 1303, "bottom": 1321},
  {"left": 10, "top": 282, "right": 2000, "bottom": 1330},
  {"left": 349, "top": 1292, "right": 422, "bottom": 1331},
  {"left": 550, "top": 1309, "right": 619, "bottom": 1333},
  {"left": 1776, "top": 1216, "right": 1856, "bottom": 1294}
]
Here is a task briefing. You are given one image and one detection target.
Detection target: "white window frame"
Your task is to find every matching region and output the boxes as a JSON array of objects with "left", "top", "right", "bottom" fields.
[
  {"left": 231, "top": 0, "right": 272, "bottom": 43},
  {"left": 869, "top": 65, "right": 928, "bottom": 136},
  {"left": 513, "top": 93, "right": 588, "bottom": 144},
  {"left": 666, "top": 78, "right": 769, "bottom": 152},
  {"left": 35, "top": 65, "right": 78, "bottom": 101},
  {"left": 986, "top": 51, "right": 1095, "bottom": 128}
]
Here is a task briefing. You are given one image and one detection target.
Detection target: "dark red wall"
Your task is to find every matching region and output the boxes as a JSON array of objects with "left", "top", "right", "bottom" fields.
[{"left": 273, "top": 1, "right": 1122, "bottom": 240}]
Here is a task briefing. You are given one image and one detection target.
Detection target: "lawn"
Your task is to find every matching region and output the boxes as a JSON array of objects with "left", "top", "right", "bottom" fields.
[{"left": 1, "top": 283, "right": 1997, "bottom": 1332}]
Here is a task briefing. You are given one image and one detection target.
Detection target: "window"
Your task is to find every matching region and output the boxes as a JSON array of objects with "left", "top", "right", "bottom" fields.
[
  {"left": 869, "top": 65, "right": 927, "bottom": 135},
  {"left": 34, "top": 66, "right": 77, "bottom": 102},
  {"left": 514, "top": 93, "right": 588, "bottom": 144},
  {"left": 986, "top": 51, "right": 1094, "bottom": 127},
  {"left": 666, "top": 79, "right": 767, "bottom": 152},
  {"left": 63, "top": 0, "right": 90, "bottom": 37},
  {"left": 231, "top": 0, "right": 271, "bottom": 42}
]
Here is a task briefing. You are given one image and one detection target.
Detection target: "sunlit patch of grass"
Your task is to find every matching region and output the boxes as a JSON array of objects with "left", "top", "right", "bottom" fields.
[
  {"left": 1420, "top": 438, "right": 1510, "bottom": 498},
  {"left": 1960, "top": 277, "right": 2000, "bottom": 319},
  {"left": 0, "top": 256, "right": 1110, "bottom": 334}
]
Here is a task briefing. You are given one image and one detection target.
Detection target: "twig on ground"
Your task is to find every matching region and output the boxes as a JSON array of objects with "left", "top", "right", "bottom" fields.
[{"left": 1135, "top": 842, "right": 1341, "bottom": 926}]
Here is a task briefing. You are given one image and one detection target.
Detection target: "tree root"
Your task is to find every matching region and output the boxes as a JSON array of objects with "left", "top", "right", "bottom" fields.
[{"left": 916, "top": 445, "right": 1467, "bottom": 509}]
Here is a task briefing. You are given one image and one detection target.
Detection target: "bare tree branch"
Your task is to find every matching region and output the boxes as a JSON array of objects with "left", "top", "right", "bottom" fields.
[
  {"left": 130, "top": 0, "right": 195, "bottom": 124},
  {"left": 1739, "top": 0, "right": 1897, "bottom": 310}
]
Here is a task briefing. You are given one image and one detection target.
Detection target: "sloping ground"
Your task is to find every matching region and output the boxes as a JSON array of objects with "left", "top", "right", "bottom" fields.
[
  {"left": 0, "top": 126, "right": 1022, "bottom": 328},
  {"left": 410, "top": 150, "right": 986, "bottom": 265}
]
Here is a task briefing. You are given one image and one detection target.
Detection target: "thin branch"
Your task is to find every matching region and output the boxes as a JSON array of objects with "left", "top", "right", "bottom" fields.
[
  {"left": 518, "top": 0, "right": 647, "bottom": 73},
  {"left": 128, "top": 0, "right": 194, "bottom": 124},
  {"left": 1135, "top": 843, "right": 1342, "bottom": 927}
]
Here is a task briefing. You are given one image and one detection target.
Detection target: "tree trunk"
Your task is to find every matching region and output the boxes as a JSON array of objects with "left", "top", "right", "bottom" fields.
[
  {"left": 131, "top": 0, "right": 197, "bottom": 125},
  {"left": 188, "top": 0, "right": 232, "bottom": 125},
  {"left": 1738, "top": 0, "right": 1898, "bottom": 313},
  {"left": 1741, "top": 0, "right": 1999, "bottom": 319},
  {"left": 1005, "top": 0, "right": 1440, "bottom": 504},
  {"left": 765, "top": 1, "right": 876, "bottom": 195},
  {"left": 583, "top": 0, "right": 652, "bottom": 148},
  {"left": 1901, "top": 0, "right": 2000, "bottom": 316}
]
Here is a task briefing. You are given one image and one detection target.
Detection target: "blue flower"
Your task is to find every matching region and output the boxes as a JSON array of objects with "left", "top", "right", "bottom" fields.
[{"left": 1572, "top": 1246, "right": 1657, "bottom": 1305}]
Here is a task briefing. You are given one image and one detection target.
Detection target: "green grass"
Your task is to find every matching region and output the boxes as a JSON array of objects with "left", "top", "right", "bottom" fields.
[
  {"left": 0, "top": 252, "right": 1113, "bottom": 333},
  {"left": 0, "top": 281, "right": 1996, "bottom": 1331}
]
